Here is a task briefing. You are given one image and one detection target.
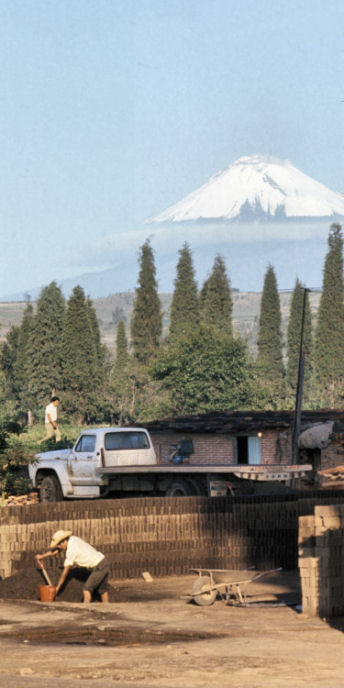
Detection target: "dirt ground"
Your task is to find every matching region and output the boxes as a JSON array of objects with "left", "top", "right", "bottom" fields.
[{"left": 0, "top": 571, "right": 344, "bottom": 688}]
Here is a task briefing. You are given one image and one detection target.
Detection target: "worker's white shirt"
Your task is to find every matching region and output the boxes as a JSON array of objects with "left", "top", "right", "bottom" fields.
[
  {"left": 64, "top": 536, "right": 104, "bottom": 569},
  {"left": 45, "top": 402, "right": 57, "bottom": 424}
]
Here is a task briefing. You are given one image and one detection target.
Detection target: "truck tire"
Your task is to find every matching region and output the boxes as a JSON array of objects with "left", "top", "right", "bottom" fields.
[
  {"left": 187, "top": 477, "right": 206, "bottom": 496},
  {"left": 39, "top": 475, "right": 63, "bottom": 503},
  {"left": 192, "top": 576, "right": 217, "bottom": 606},
  {"left": 165, "top": 479, "right": 193, "bottom": 497}
]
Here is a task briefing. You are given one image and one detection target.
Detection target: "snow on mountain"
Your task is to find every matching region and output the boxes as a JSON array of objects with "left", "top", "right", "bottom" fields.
[{"left": 150, "top": 155, "right": 344, "bottom": 223}]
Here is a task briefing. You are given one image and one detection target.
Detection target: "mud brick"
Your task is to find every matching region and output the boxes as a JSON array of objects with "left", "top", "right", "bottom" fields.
[{"left": 316, "top": 504, "right": 344, "bottom": 518}]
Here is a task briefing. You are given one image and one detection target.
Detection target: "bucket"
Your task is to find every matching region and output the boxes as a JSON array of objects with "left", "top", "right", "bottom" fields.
[{"left": 38, "top": 585, "right": 56, "bottom": 602}]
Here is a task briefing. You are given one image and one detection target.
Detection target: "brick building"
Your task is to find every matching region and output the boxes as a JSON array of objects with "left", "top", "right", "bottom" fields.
[{"left": 145, "top": 410, "right": 344, "bottom": 477}]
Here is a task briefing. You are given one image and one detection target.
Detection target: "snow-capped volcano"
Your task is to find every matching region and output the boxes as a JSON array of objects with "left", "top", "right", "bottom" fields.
[{"left": 150, "top": 155, "right": 344, "bottom": 223}]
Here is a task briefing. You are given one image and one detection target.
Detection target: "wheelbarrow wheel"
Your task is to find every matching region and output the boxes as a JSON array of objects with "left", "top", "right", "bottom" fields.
[{"left": 192, "top": 576, "right": 217, "bottom": 606}]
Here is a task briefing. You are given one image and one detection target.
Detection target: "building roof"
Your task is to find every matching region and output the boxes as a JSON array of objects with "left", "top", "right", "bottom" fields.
[{"left": 145, "top": 409, "right": 344, "bottom": 435}]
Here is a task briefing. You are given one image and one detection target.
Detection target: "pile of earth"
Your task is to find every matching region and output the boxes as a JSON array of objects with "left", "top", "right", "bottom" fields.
[{"left": 0, "top": 564, "right": 120, "bottom": 603}]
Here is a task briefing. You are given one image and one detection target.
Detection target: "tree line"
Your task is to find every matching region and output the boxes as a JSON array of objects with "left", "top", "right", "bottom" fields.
[{"left": 1, "top": 222, "right": 343, "bottom": 427}]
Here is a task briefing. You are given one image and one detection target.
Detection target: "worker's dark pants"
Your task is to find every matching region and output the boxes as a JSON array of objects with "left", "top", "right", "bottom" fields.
[{"left": 83, "top": 558, "right": 110, "bottom": 595}]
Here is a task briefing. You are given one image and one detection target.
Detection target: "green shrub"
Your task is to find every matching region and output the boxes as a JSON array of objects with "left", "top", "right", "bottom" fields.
[{"left": 0, "top": 436, "right": 35, "bottom": 496}]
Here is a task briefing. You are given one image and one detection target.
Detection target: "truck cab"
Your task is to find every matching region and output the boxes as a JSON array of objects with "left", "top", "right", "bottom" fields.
[{"left": 29, "top": 427, "right": 156, "bottom": 502}]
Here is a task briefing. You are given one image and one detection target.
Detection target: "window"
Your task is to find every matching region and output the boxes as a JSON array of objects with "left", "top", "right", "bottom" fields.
[
  {"left": 75, "top": 435, "right": 96, "bottom": 453},
  {"left": 235, "top": 436, "right": 261, "bottom": 465},
  {"left": 105, "top": 431, "right": 150, "bottom": 451}
]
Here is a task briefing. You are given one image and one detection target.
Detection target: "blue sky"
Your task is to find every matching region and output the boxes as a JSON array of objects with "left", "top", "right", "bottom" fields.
[{"left": 1, "top": 0, "right": 344, "bottom": 297}]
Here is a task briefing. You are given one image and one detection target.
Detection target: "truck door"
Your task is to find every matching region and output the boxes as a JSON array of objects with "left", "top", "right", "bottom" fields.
[{"left": 68, "top": 433, "right": 97, "bottom": 480}]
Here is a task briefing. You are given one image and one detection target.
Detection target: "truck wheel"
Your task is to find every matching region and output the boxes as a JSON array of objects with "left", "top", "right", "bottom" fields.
[
  {"left": 39, "top": 475, "right": 63, "bottom": 503},
  {"left": 192, "top": 576, "right": 217, "bottom": 606},
  {"left": 165, "top": 480, "right": 192, "bottom": 497},
  {"left": 187, "top": 478, "right": 206, "bottom": 496}
]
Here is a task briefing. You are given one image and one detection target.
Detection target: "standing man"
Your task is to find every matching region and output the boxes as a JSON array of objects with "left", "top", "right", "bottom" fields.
[
  {"left": 39, "top": 396, "right": 61, "bottom": 443},
  {"left": 35, "top": 530, "right": 110, "bottom": 603}
]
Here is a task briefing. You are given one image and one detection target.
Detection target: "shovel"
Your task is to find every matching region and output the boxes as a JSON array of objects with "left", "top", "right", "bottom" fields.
[{"left": 40, "top": 563, "right": 53, "bottom": 586}]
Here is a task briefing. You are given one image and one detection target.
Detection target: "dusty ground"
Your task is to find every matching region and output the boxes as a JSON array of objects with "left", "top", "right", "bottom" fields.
[{"left": 0, "top": 571, "right": 344, "bottom": 688}]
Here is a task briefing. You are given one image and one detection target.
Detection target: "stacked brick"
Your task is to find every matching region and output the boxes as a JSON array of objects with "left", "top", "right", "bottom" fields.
[
  {"left": 1, "top": 494, "right": 344, "bottom": 583},
  {"left": 299, "top": 503, "right": 344, "bottom": 617}
]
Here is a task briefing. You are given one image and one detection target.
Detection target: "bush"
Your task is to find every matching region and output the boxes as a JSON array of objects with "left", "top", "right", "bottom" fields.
[{"left": 0, "top": 436, "right": 35, "bottom": 496}]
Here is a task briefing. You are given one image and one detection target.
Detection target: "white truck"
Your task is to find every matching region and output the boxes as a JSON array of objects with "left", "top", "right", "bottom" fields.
[{"left": 28, "top": 426, "right": 312, "bottom": 502}]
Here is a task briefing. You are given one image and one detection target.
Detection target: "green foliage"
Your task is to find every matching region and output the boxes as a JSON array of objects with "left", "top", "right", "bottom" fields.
[
  {"left": 0, "top": 424, "right": 34, "bottom": 496},
  {"left": 256, "top": 265, "right": 284, "bottom": 384},
  {"left": 62, "top": 286, "right": 105, "bottom": 423},
  {"left": 21, "top": 420, "right": 81, "bottom": 454},
  {"left": 13, "top": 301, "right": 35, "bottom": 414},
  {"left": 0, "top": 325, "right": 20, "bottom": 402},
  {"left": 112, "top": 320, "right": 129, "bottom": 374},
  {"left": 130, "top": 240, "right": 163, "bottom": 363},
  {"left": 169, "top": 243, "right": 199, "bottom": 339},
  {"left": 313, "top": 223, "right": 344, "bottom": 406},
  {"left": 86, "top": 297, "right": 105, "bottom": 372},
  {"left": 286, "top": 280, "right": 313, "bottom": 400},
  {"left": 25, "top": 282, "right": 66, "bottom": 413},
  {"left": 110, "top": 321, "right": 132, "bottom": 424},
  {"left": 151, "top": 324, "right": 258, "bottom": 415},
  {"left": 200, "top": 254, "right": 233, "bottom": 335},
  {"left": 119, "top": 358, "right": 172, "bottom": 423}
]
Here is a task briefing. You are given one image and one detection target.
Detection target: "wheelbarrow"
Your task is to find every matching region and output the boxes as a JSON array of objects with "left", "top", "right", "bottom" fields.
[{"left": 190, "top": 567, "right": 282, "bottom": 606}]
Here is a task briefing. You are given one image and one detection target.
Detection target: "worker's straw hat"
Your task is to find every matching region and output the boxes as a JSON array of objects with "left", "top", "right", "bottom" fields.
[{"left": 50, "top": 530, "right": 72, "bottom": 549}]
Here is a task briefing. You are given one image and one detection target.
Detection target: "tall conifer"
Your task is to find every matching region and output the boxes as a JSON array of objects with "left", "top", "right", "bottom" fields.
[
  {"left": 313, "top": 223, "right": 344, "bottom": 405},
  {"left": 113, "top": 320, "right": 129, "bottom": 375},
  {"left": 62, "top": 286, "right": 101, "bottom": 421},
  {"left": 256, "top": 265, "right": 284, "bottom": 383},
  {"left": 14, "top": 302, "right": 35, "bottom": 420},
  {"left": 25, "top": 282, "right": 65, "bottom": 412},
  {"left": 200, "top": 254, "right": 233, "bottom": 335},
  {"left": 110, "top": 320, "right": 132, "bottom": 424},
  {"left": 86, "top": 296, "right": 105, "bottom": 385},
  {"left": 169, "top": 243, "right": 199, "bottom": 339},
  {"left": 0, "top": 325, "right": 20, "bottom": 403},
  {"left": 130, "top": 240, "right": 162, "bottom": 363}
]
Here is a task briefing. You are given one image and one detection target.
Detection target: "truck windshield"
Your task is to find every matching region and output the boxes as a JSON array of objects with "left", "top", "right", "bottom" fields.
[
  {"left": 105, "top": 431, "right": 150, "bottom": 451},
  {"left": 75, "top": 435, "right": 96, "bottom": 453}
]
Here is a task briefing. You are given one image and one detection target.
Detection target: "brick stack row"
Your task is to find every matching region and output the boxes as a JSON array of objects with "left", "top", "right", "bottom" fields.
[{"left": 1, "top": 494, "right": 344, "bottom": 582}]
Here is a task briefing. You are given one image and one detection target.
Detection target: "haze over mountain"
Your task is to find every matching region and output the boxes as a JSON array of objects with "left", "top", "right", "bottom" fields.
[
  {"left": 151, "top": 155, "right": 344, "bottom": 224},
  {"left": 1, "top": 154, "right": 340, "bottom": 302}
]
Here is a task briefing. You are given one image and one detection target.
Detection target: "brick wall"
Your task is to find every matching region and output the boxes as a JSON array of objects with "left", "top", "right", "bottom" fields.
[
  {"left": 150, "top": 428, "right": 292, "bottom": 465},
  {"left": 1, "top": 493, "right": 343, "bottom": 583}
]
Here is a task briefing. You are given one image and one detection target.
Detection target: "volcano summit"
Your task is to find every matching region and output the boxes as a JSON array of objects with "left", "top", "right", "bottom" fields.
[{"left": 151, "top": 155, "right": 344, "bottom": 224}]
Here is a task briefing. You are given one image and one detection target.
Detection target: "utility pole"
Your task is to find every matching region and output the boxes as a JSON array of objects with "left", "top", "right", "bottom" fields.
[{"left": 291, "top": 288, "right": 309, "bottom": 464}]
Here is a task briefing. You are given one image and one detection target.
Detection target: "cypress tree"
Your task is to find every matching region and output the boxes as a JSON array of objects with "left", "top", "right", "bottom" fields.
[
  {"left": 13, "top": 302, "right": 35, "bottom": 420},
  {"left": 85, "top": 296, "right": 105, "bottom": 385},
  {"left": 169, "top": 243, "right": 199, "bottom": 339},
  {"left": 113, "top": 320, "right": 129, "bottom": 375},
  {"left": 256, "top": 265, "right": 284, "bottom": 383},
  {"left": 110, "top": 320, "right": 131, "bottom": 424},
  {"left": 200, "top": 254, "right": 233, "bottom": 335},
  {"left": 61, "top": 286, "right": 100, "bottom": 422},
  {"left": 130, "top": 240, "right": 162, "bottom": 364},
  {"left": 0, "top": 325, "right": 20, "bottom": 403},
  {"left": 25, "top": 282, "right": 65, "bottom": 412},
  {"left": 286, "top": 279, "right": 312, "bottom": 398},
  {"left": 313, "top": 223, "right": 344, "bottom": 405}
]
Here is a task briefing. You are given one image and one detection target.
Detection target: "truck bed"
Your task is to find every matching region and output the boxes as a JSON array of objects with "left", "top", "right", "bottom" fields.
[{"left": 96, "top": 464, "right": 311, "bottom": 481}]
